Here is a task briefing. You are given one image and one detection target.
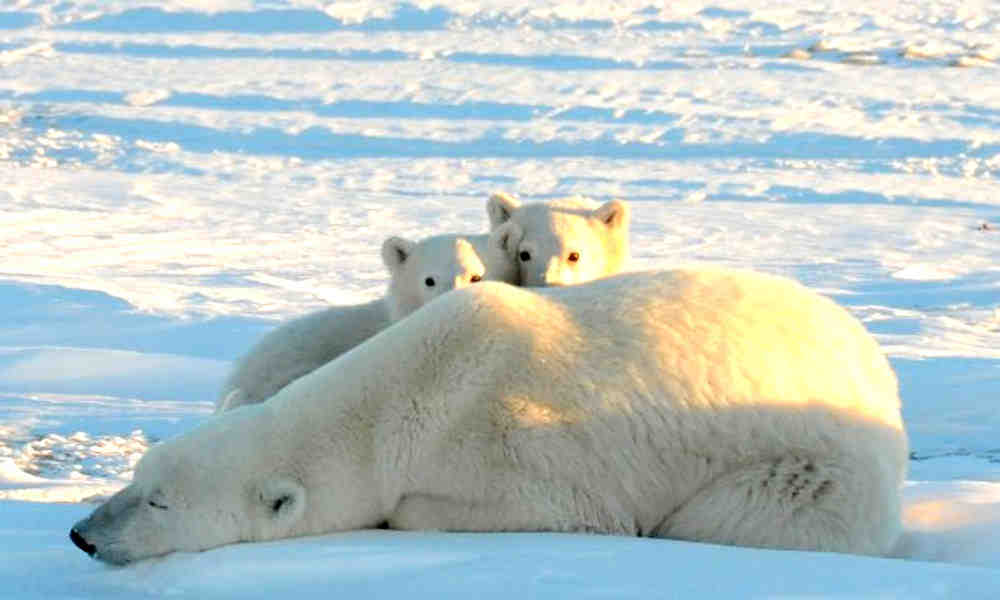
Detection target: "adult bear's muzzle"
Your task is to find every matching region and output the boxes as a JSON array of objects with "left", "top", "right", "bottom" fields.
[{"left": 67, "top": 488, "right": 146, "bottom": 565}]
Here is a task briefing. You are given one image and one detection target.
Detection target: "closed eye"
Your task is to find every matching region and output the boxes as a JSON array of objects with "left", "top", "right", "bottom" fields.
[
  {"left": 271, "top": 495, "right": 290, "bottom": 513},
  {"left": 148, "top": 500, "right": 169, "bottom": 510}
]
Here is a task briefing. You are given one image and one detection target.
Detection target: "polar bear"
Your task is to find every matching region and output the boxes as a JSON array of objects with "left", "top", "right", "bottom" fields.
[
  {"left": 220, "top": 194, "right": 630, "bottom": 412},
  {"left": 71, "top": 267, "right": 907, "bottom": 565},
  {"left": 487, "top": 192, "right": 630, "bottom": 286},
  {"left": 217, "top": 232, "right": 516, "bottom": 411}
]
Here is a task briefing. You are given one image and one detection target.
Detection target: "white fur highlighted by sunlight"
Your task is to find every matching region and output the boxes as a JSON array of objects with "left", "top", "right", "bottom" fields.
[
  {"left": 219, "top": 192, "right": 634, "bottom": 412},
  {"left": 73, "top": 267, "right": 907, "bottom": 564},
  {"left": 488, "top": 192, "right": 631, "bottom": 287},
  {"left": 217, "top": 231, "right": 515, "bottom": 411}
]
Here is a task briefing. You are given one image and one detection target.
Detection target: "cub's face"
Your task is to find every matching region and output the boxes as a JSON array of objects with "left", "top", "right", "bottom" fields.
[
  {"left": 382, "top": 235, "right": 488, "bottom": 320},
  {"left": 69, "top": 411, "right": 308, "bottom": 565},
  {"left": 488, "top": 194, "right": 630, "bottom": 287}
]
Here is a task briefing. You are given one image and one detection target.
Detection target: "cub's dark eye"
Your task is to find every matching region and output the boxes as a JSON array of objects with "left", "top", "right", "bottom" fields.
[
  {"left": 425, "top": 277, "right": 435, "bottom": 287},
  {"left": 519, "top": 251, "right": 531, "bottom": 262},
  {"left": 567, "top": 252, "right": 580, "bottom": 263},
  {"left": 148, "top": 500, "right": 168, "bottom": 510},
  {"left": 470, "top": 274, "right": 482, "bottom": 283}
]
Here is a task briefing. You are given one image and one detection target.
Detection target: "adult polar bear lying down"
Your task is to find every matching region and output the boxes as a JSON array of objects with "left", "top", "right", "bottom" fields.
[{"left": 70, "top": 267, "right": 907, "bottom": 564}]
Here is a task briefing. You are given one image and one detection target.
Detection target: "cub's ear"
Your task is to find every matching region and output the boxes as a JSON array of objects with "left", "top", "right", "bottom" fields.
[
  {"left": 487, "top": 192, "right": 521, "bottom": 229},
  {"left": 592, "top": 199, "right": 629, "bottom": 230},
  {"left": 257, "top": 477, "right": 307, "bottom": 527},
  {"left": 381, "top": 236, "right": 417, "bottom": 272},
  {"left": 453, "top": 237, "right": 483, "bottom": 264},
  {"left": 490, "top": 220, "right": 524, "bottom": 260}
]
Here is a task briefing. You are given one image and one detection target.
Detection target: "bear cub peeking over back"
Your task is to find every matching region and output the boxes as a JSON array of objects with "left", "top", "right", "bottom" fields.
[
  {"left": 219, "top": 193, "right": 633, "bottom": 411},
  {"left": 217, "top": 232, "right": 510, "bottom": 412}
]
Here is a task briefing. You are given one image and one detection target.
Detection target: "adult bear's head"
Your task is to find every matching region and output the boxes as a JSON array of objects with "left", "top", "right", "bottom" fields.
[{"left": 69, "top": 406, "right": 310, "bottom": 565}]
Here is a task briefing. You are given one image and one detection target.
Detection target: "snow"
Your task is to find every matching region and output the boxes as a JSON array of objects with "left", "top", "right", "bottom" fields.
[
  {"left": 7, "top": 502, "right": 1000, "bottom": 600},
  {"left": 0, "top": 0, "right": 998, "bottom": 597}
]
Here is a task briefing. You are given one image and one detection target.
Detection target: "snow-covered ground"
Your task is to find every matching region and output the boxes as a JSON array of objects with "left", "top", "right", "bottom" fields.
[{"left": 1, "top": 1, "right": 999, "bottom": 597}]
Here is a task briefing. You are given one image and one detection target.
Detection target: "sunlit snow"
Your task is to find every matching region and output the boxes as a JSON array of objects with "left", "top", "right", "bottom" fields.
[{"left": 1, "top": 1, "right": 999, "bottom": 598}]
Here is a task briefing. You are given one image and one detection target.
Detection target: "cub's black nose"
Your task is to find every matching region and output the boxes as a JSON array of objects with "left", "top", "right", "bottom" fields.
[{"left": 70, "top": 528, "right": 96, "bottom": 556}]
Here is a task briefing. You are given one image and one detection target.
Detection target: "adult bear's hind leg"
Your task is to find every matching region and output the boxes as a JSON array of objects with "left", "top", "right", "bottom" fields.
[{"left": 653, "top": 456, "right": 898, "bottom": 556}]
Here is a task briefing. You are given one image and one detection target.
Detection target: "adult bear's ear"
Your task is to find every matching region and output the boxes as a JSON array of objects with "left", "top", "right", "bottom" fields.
[
  {"left": 491, "top": 221, "right": 524, "bottom": 260},
  {"left": 487, "top": 192, "right": 521, "bottom": 229},
  {"left": 381, "top": 236, "right": 416, "bottom": 272},
  {"left": 592, "top": 199, "right": 629, "bottom": 230},
  {"left": 257, "top": 477, "right": 307, "bottom": 528}
]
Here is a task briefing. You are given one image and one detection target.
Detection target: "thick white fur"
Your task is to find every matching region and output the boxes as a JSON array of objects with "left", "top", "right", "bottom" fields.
[
  {"left": 220, "top": 192, "right": 630, "bottom": 412},
  {"left": 488, "top": 192, "right": 630, "bottom": 286},
  {"left": 217, "top": 232, "right": 515, "bottom": 411},
  {"left": 73, "top": 267, "right": 907, "bottom": 564}
]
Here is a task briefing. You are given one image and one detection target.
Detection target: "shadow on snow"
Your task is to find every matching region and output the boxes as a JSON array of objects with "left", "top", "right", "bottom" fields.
[{"left": 22, "top": 112, "right": 999, "bottom": 165}]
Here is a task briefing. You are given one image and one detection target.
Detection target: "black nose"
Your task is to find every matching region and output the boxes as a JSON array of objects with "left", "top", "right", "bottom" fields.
[{"left": 70, "top": 528, "right": 96, "bottom": 556}]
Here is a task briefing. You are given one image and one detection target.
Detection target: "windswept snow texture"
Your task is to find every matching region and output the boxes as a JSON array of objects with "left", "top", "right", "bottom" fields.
[{"left": 1, "top": 1, "right": 999, "bottom": 598}]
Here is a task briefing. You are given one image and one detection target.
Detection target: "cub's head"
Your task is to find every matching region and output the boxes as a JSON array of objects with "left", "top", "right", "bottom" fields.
[
  {"left": 69, "top": 408, "right": 309, "bottom": 565},
  {"left": 488, "top": 192, "right": 630, "bottom": 287},
  {"left": 381, "top": 234, "right": 489, "bottom": 321}
]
